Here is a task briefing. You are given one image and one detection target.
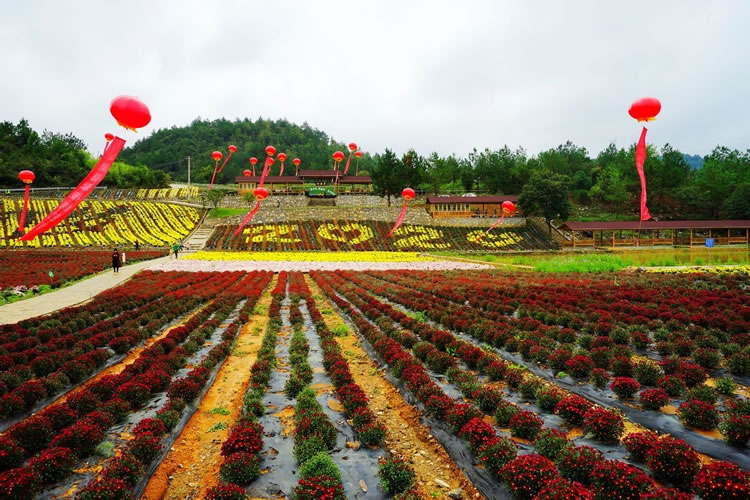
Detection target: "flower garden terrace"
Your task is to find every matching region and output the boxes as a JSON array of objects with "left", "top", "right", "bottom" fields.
[
  {"left": 0, "top": 198, "right": 201, "bottom": 247},
  {"left": 0, "top": 268, "right": 748, "bottom": 499},
  {"left": 206, "top": 219, "right": 557, "bottom": 252}
]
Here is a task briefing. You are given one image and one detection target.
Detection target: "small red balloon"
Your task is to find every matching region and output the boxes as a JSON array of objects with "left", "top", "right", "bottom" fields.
[
  {"left": 254, "top": 187, "right": 268, "bottom": 200},
  {"left": 628, "top": 97, "right": 661, "bottom": 122},
  {"left": 354, "top": 151, "right": 362, "bottom": 158},
  {"left": 249, "top": 157, "right": 258, "bottom": 165},
  {"left": 104, "top": 133, "right": 114, "bottom": 142},
  {"left": 265, "top": 145, "right": 276, "bottom": 156},
  {"left": 212, "top": 151, "right": 223, "bottom": 161},
  {"left": 267, "top": 158, "right": 275, "bottom": 165},
  {"left": 402, "top": 187, "right": 415, "bottom": 201},
  {"left": 110, "top": 95, "right": 151, "bottom": 131},
  {"left": 348, "top": 142, "right": 357, "bottom": 152},
  {"left": 277, "top": 152, "right": 287, "bottom": 162},
  {"left": 228, "top": 145, "right": 237, "bottom": 153},
  {"left": 292, "top": 157, "right": 301, "bottom": 166},
  {"left": 243, "top": 169, "right": 251, "bottom": 176},
  {"left": 502, "top": 200, "right": 516, "bottom": 215},
  {"left": 333, "top": 151, "right": 345, "bottom": 161},
  {"left": 19, "top": 170, "right": 35, "bottom": 184}
]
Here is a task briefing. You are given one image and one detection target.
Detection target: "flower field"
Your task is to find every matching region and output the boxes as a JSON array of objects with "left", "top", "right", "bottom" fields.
[
  {"left": 0, "top": 267, "right": 748, "bottom": 499},
  {"left": 0, "top": 250, "right": 166, "bottom": 291},
  {"left": 0, "top": 199, "right": 200, "bottom": 248},
  {"left": 206, "top": 219, "right": 557, "bottom": 252}
]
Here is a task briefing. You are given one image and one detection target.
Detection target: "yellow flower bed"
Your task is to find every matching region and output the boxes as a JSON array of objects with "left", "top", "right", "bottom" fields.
[
  {"left": 185, "top": 251, "right": 436, "bottom": 262},
  {"left": 644, "top": 265, "right": 750, "bottom": 275}
]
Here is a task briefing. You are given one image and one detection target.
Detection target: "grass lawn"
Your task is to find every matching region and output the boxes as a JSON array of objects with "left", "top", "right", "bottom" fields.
[{"left": 208, "top": 207, "right": 248, "bottom": 218}]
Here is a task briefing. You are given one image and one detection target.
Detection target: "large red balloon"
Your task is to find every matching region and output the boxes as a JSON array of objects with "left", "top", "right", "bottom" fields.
[
  {"left": 402, "top": 187, "right": 415, "bottom": 201},
  {"left": 348, "top": 142, "right": 357, "bottom": 152},
  {"left": 104, "top": 133, "right": 114, "bottom": 142},
  {"left": 502, "top": 200, "right": 516, "bottom": 215},
  {"left": 212, "top": 151, "right": 223, "bottom": 161},
  {"left": 629, "top": 97, "right": 661, "bottom": 122},
  {"left": 19, "top": 170, "right": 35, "bottom": 184},
  {"left": 254, "top": 187, "right": 268, "bottom": 200},
  {"left": 228, "top": 145, "right": 237, "bottom": 153},
  {"left": 292, "top": 157, "right": 301, "bottom": 166},
  {"left": 249, "top": 157, "right": 258, "bottom": 165},
  {"left": 354, "top": 151, "right": 362, "bottom": 158},
  {"left": 277, "top": 152, "right": 287, "bottom": 162},
  {"left": 243, "top": 169, "right": 251, "bottom": 176},
  {"left": 110, "top": 96, "right": 151, "bottom": 131},
  {"left": 265, "top": 145, "right": 276, "bottom": 156},
  {"left": 333, "top": 151, "right": 345, "bottom": 161}
]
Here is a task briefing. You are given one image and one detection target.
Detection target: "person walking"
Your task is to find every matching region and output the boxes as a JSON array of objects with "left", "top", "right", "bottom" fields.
[
  {"left": 134, "top": 240, "right": 140, "bottom": 251},
  {"left": 172, "top": 241, "right": 180, "bottom": 259},
  {"left": 112, "top": 248, "right": 121, "bottom": 273}
]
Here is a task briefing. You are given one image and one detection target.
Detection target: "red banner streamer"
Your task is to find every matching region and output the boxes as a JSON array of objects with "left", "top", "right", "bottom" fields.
[
  {"left": 259, "top": 157, "right": 274, "bottom": 187},
  {"left": 209, "top": 160, "right": 220, "bottom": 190},
  {"left": 21, "top": 137, "right": 126, "bottom": 241},
  {"left": 18, "top": 185, "right": 30, "bottom": 233},
  {"left": 476, "top": 214, "right": 506, "bottom": 242},
  {"left": 635, "top": 126, "right": 651, "bottom": 221},
  {"left": 343, "top": 151, "right": 352, "bottom": 175},
  {"left": 217, "top": 150, "right": 235, "bottom": 173},
  {"left": 388, "top": 201, "right": 409, "bottom": 238},
  {"left": 233, "top": 202, "right": 261, "bottom": 237},
  {"left": 279, "top": 163, "right": 284, "bottom": 177}
]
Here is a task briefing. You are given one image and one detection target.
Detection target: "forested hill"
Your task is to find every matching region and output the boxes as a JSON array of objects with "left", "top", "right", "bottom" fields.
[{"left": 118, "top": 118, "right": 376, "bottom": 184}]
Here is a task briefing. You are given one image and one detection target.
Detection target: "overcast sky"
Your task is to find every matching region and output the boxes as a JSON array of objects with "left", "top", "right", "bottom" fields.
[{"left": 2, "top": 1, "right": 749, "bottom": 160}]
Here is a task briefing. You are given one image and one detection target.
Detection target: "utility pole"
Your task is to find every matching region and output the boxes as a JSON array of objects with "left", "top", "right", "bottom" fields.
[{"left": 187, "top": 156, "right": 191, "bottom": 200}]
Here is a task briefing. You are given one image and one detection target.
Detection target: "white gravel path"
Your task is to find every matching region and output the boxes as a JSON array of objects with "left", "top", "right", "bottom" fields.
[{"left": 148, "top": 259, "right": 490, "bottom": 273}]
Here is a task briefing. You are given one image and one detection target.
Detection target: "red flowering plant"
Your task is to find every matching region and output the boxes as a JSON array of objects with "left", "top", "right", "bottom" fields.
[
  {"left": 555, "top": 395, "right": 592, "bottom": 426},
  {"left": 676, "top": 361, "right": 707, "bottom": 388},
  {"left": 645, "top": 436, "right": 700, "bottom": 490},
  {"left": 0, "top": 467, "right": 37, "bottom": 499},
  {"left": 590, "top": 368, "right": 609, "bottom": 389},
  {"left": 535, "top": 477, "right": 593, "bottom": 500},
  {"left": 657, "top": 375, "right": 686, "bottom": 397},
  {"left": 74, "top": 476, "right": 135, "bottom": 500},
  {"left": 641, "top": 487, "right": 693, "bottom": 500},
  {"left": 0, "top": 437, "right": 25, "bottom": 470},
  {"left": 692, "top": 461, "right": 750, "bottom": 500},
  {"left": 640, "top": 388, "right": 670, "bottom": 410},
  {"left": 556, "top": 445, "right": 604, "bottom": 485},
  {"left": 476, "top": 437, "right": 517, "bottom": 476},
  {"left": 610, "top": 377, "right": 640, "bottom": 399},
  {"left": 424, "top": 393, "right": 455, "bottom": 420},
  {"left": 719, "top": 414, "right": 750, "bottom": 446},
  {"left": 622, "top": 430, "right": 660, "bottom": 462},
  {"left": 677, "top": 399, "right": 719, "bottom": 430},
  {"left": 459, "top": 417, "right": 497, "bottom": 452},
  {"left": 509, "top": 410, "right": 544, "bottom": 440},
  {"left": 499, "top": 454, "right": 559, "bottom": 500},
  {"left": 534, "top": 427, "right": 571, "bottom": 461},
  {"left": 101, "top": 452, "right": 144, "bottom": 487},
  {"left": 204, "top": 483, "right": 250, "bottom": 500},
  {"left": 535, "top": 385, "right": 564, "bottom": 412},
  {"left": 126, "top": 432, "right": 162, "bottom": 464},
  {"left": 28, "top": 447, "right": 75, "bottom": 484},
  {"left": 583, "top": 407, "right": 624, "bottom": 443},
  {"left": 565, "top": 355, "right": 595, "bottom": 378},
  {"left": 590, "top": 459, "right": 652, "bottom": 499},
  {"left": 50, "top": 420, "right": 104, "bottom": 458},
  {"left": 446, "top": 402, "right": 483, "bottom": 433}
]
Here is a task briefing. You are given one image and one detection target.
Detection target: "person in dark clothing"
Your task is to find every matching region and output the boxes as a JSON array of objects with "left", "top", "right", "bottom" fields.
[
  {"left": 112, "top": 248, "right": 121, "bottom": 273},
  {"left": 172, "top": 242, "right": 180, "bottom": 259},
  {"left": 134, "top": 240, "right": 140, "bottom": 251}
]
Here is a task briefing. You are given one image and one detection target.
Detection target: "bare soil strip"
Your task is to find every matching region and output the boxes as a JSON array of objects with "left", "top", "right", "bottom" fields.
[
  {"left": 141, "top": 276, "right": 276, "bottom": 500},
  {"left": 305, "top": 276, "right": 482, "bottom": 499}
]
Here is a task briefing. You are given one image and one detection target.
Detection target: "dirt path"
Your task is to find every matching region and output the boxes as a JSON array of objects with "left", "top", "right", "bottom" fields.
[
  {"left": 305, "top": 276, "right": 482, "bottom": 500},
  {"left": 0, "top": 256, "right": 170, "bottom": 325},
  {"left": 141, "top": 276, "right": 276, "bottom": 500}
]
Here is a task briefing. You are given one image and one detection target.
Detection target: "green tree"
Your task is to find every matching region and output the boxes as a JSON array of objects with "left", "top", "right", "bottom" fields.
[
  {"left": 202, "top": 189, "right": 228, "bottom": 208},
  {"left": 723, "top": 183, "right": 750, "bottom": 218},
  {"left": 371, "top": 149, "right": 404, "bottom": 206},
  {"left": 242, "top": 191, "right": 257, "bottom": 207},
  {"left": 519, "top": 172, "right": 571, "bottom": 233}
]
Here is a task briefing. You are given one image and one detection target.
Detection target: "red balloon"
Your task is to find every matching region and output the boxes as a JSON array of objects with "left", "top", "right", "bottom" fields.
[
  {"left": 104, "top": 133, "right": 114, "bottom": 142},
  {"left": 348, "top": 142, "right": 357, "bottom": 152},
  {"left": 19, "top": 170, "right": 35, "bottom": 184},
  {"left": 502, "top": 200, "right": 516, "bottom": 215},
  {"left": 628, "top": 97, "right": 661, "bottom": 122},
  {"left": 254, "top": 187, "right": 268, "bottom": 200},
  {"left": 109, "top": 95, "right": 151, "bottom": 131},
  {"left": 265, "top": 145, "right": 276, "bottom": 156},
  {"left": 354, "top": 151, "right": 362, "bottom": 158},
  {"left": 243, "top": 169, "right": 251, "bottom": 176},
  {"left": 212, "top": 151, "right": 223, "bottom": 161},
  {"left": 249, "top": 157, "right": 258, "bottom": 165},
  {"left": 267, "top": 158, "right": 275, "bottom": 165},
  {"left": 277, "top": 152, "right": 287, "bottom": 162},
  {"left": 402, "top": 187, "right": 415, "bottom": 201},
  {"left": 292, "top": 157, "right": 301, "bottom": 166},
  {"left": 228, "top": 145, "right": 237, "bottom": 153},
  {"left": 333, "top": 151, "right": 345, "bottom": 161}
]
